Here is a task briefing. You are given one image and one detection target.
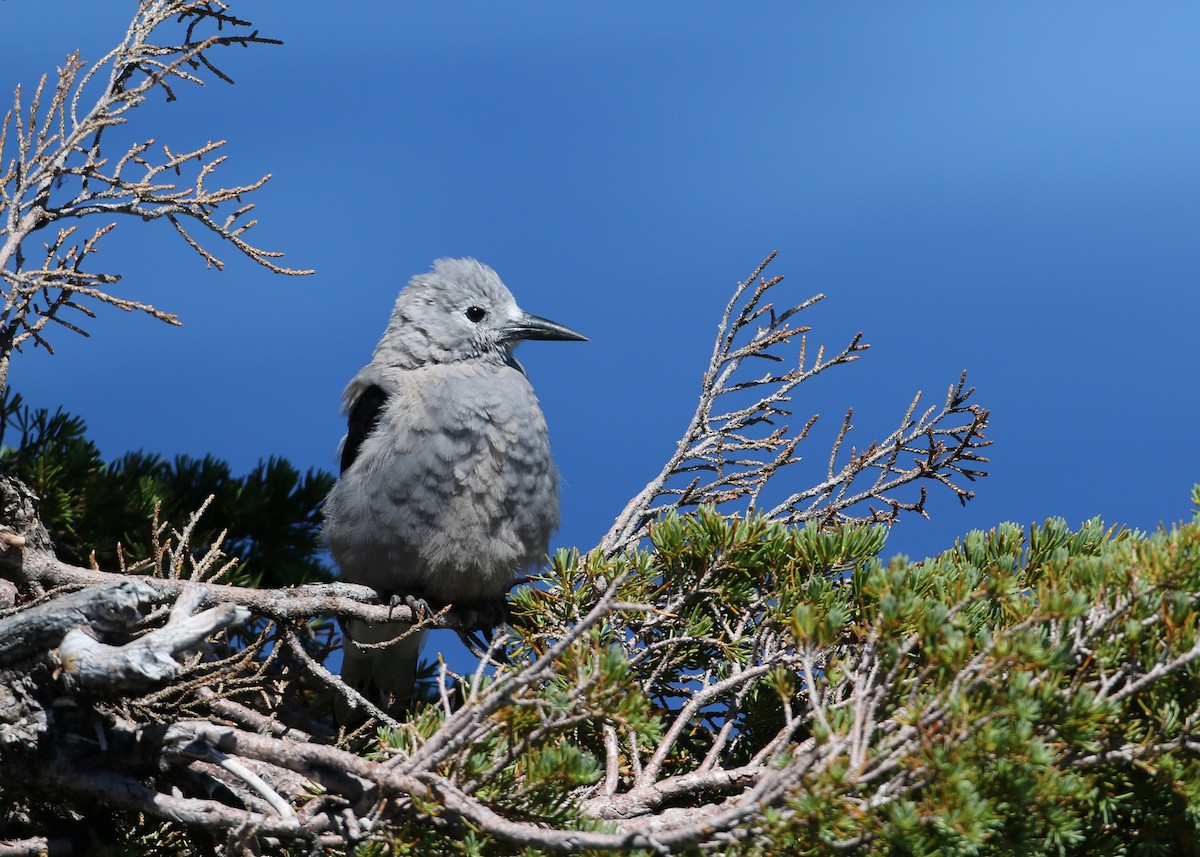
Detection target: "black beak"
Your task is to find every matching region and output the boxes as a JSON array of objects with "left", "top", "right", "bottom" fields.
[{"left": 505, "top": 311, "right": 588, "bottom": 343}]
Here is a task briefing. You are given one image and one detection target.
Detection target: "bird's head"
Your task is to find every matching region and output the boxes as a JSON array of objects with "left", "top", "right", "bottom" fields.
[{"left": 376, "top": 258, "right": 586, "bottom": 367}]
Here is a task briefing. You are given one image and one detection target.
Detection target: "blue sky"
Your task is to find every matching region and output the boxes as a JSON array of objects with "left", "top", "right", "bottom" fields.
[{"left": 5, "top": 2, "right": 1200, "bottom": 573}]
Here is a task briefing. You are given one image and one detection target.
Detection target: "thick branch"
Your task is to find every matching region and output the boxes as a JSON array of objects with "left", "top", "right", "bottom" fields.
[
  {"left": 58, "top": 585, "right": 250, "bottom": 693},
  {"left": 11, "top": 546, "right": 473, "bottom": 627},
  {"left": 0, "top": 577, "right": 156, "bottom": 665}
]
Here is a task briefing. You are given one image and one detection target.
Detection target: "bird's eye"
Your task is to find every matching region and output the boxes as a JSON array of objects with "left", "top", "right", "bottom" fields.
[{"left": 465, "top": 306, "right": 487, "bottom": 323}]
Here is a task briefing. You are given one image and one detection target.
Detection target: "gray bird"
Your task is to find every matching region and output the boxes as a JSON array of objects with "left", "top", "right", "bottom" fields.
[{"left": 323, "top": 257, "right": 586, "bottom": 715}]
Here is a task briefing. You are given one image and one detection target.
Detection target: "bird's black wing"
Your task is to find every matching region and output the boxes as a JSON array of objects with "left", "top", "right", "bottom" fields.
[{"left": 341, "top": 383, "right": 388, "bottom": 474}]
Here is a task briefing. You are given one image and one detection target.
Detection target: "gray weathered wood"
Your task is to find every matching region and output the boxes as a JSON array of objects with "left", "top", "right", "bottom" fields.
[{"left": 0, "top": 578, "right": 161, "bottom": 666}]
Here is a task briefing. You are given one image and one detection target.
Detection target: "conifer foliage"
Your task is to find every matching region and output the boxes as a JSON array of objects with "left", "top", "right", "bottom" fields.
[
  {"left": 3, "top": 3, "right": 1199, "bottom": 856},
  {"left": 0, "top": 392, "right": 334, "bottom": 588}
]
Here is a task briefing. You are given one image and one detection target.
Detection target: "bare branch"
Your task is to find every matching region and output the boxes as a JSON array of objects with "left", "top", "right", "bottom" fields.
[
  {"left": 599, "top": 255, "right": 989, "bottom": 554},
  {"left": 0, "top": 1, "right": 309, "bottom": 396},
  {"left": 57, "top": 582, "right": 250, "bottom": 693}
]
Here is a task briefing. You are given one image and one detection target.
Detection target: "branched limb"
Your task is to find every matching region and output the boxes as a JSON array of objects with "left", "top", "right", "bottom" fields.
[
  {"left": 599, "top": 253, "right": 990, "bottom": 554},
  {"left": 0, "top": 1, "right": 310, "bottom": 396},
  {"left": 770, "top": 371, "right": 989, "bottom": 526},
  {"left": 11, "top": 542, "right": 466, "bottom": 628},
  {"left": 57, "top": 581, "right": 250, "bottom": 693}
]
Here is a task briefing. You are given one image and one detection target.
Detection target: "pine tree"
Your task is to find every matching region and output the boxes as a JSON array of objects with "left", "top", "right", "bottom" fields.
[{"left": 0, "top": 391, "right": 334, "bottom": 588}]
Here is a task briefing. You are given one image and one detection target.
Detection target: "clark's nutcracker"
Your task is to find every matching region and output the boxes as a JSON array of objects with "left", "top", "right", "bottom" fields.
[{"left": 324, "top": 257, "right": 585, "bottom": 715}]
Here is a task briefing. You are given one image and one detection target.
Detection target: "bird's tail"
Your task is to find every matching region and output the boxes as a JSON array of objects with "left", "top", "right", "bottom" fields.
[{"left": 337, "top": 617, "right": 426, "bottom": 723}]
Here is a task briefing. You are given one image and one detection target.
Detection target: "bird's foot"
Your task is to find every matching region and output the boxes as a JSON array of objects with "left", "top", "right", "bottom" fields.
[{"left": 387, "top": 592, "right": 432, "bottom": 623}]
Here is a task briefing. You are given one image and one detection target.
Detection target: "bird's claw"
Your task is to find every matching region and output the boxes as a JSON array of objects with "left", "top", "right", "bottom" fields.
[
  {"left": 386, "top": 592, "right": 432, "bottom": 622},
  {"left": 408, "top": 593, "right": 432, "bottom": 621}
]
